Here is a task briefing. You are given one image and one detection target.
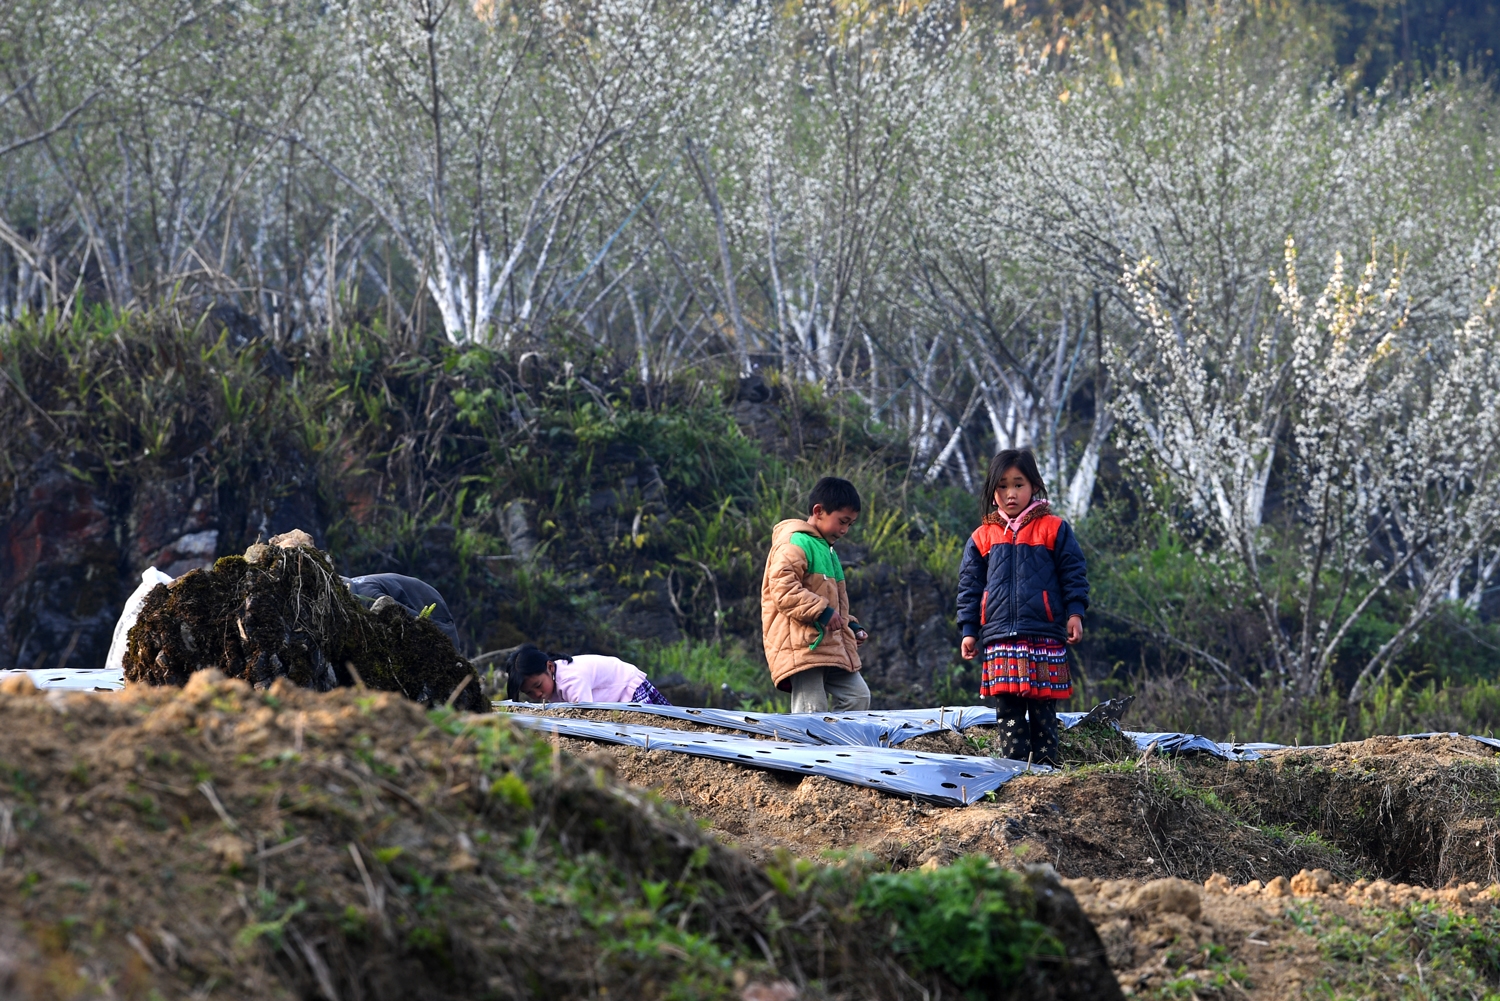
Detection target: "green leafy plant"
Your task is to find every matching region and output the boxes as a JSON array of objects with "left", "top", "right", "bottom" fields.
[{"left": 857, "top": 855, "right": 1062, "bottom": 991}]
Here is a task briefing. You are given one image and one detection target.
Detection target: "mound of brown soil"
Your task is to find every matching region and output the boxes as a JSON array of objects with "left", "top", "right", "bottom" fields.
[
  {"left": 547, "top": 714, "right": 1500, "bottom": 891},
  {"left": 1068, "top": 870, "right": 1500, "bottom": 1000},
  {"left": 1188, "top": 735, "right": 1500, "bottom": 885},
  {"left": 0, "top": 676, "right": 1120, "bottom": 1001},
  {"left": 568, "top": 741, "right": 1346, "bottom": 883},
  {"left": 123, "top": 544, "right": 486, "bottom": 711}
]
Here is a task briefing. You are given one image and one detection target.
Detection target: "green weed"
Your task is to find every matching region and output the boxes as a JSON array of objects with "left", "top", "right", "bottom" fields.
[
  {"left": 1301, "top": 901, "right": 1500, "bottom": 1000},
  {"left": 622, "top": 638, "right": 785, "bottom": 710},
  {"left": 856, "top": 854, "right": 1063, "bottom": 994}
]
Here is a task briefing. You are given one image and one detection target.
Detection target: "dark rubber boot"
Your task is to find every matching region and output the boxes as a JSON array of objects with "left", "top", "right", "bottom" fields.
[
  {"left": 1030, "top": 700, "right": 1062, "bottom": 767},
  {"left": 995, "top": 694, "right": 1033, "bottom": 762}
]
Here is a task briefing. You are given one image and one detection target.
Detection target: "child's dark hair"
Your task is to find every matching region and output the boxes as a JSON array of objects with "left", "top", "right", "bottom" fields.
[
  {"left": 981, "top": 448, "right": 1048, "bottom": 516},
  {"left": 808, "top": 476, "right": 861, "bottom": 514},
  {"left": 506, "top": 643, "right": 551, "bottom": 701}
]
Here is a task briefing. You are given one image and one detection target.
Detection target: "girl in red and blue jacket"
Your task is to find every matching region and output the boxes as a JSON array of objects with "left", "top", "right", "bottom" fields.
[{"left": 956, "top": 447, "right": 1090, "bottom": 766}]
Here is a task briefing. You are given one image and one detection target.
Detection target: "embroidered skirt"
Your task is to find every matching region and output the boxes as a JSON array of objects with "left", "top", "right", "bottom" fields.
[
  {"left": 980, "top": 636, "right": 1071, "bottom": 700},
  {"left": 630, "top": 678, "right": 673, "bottom": 706}
]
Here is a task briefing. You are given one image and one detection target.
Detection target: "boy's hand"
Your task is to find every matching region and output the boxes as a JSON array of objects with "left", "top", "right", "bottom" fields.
[
  {"left": 961, "top": 636, "right": 978, "bottom": 660},
  {"left": 1066, "top": 615, "right": 1084, "bottom": 644},
  {"left": 826, "top": 610, "right": 843, "bottom": 633}
]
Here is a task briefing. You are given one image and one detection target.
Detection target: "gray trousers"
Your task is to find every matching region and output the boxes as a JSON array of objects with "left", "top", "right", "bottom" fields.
[{"left": 789, "top": 666, "right": 871, "bottom": 714}]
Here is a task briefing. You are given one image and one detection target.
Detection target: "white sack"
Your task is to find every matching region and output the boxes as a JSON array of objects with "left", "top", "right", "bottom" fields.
[{"left": 105, "top": 567, "right": 175, "bottom": 674}]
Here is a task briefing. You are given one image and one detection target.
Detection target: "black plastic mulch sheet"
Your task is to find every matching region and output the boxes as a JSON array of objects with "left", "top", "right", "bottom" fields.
[
  {"left": 496, "top": 700, "right": 1500, "bottom": 763},
  {"left": 1122, "top": 731, "right": 1261, "bottom": 761},
  {"left": 496, "top": 702, "right": 989, "bottom": 746},
  {"left": 1399, "top": 732, "right": 1500, "bottom": 753},
  {"left": 503, "top": 713, "right": 1045, "bottom": 805}
]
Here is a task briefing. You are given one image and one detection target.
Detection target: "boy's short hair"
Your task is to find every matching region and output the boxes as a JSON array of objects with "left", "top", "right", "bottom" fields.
[{"left": 808, "top": 476, "right": 862, "bottom": 514}]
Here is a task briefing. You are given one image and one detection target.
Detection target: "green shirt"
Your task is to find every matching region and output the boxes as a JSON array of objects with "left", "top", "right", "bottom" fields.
[{"left": 789, "top": 531, "right": 845, "bottom": 581}]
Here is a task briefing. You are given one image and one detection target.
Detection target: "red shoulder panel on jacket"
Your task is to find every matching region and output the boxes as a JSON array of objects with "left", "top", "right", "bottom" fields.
[
  {"left": 970, "top": 522, "right": 1008, "bottom": 557},
  {"left": 1017, "top": 514, "right": 1061, "bottom": 549},
  {"left": 973, "top": 514, "right": 1061, "bottom": 554}
]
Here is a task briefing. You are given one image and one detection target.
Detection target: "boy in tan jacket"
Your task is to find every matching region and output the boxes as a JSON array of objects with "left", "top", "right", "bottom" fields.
[{"left": 761, "top": 477, "right": 870, "bottom": 713}]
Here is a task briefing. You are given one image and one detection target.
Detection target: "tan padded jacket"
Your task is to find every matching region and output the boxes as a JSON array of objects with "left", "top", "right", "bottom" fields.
[{"left": 760, "top": 518, "right": 862, "bottom": 691}]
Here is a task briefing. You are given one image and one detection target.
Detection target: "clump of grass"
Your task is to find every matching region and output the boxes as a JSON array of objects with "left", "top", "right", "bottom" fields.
[
  {"left": 1060, "top": 720, "right": 1140, "bottom": 766},
  {"left": 1152, "top": 942, "right": 1249, "bottom": 1000},
  {"left": 856, "top": 854, "right": 1064, "bottom": 996},
  {"left": 1298, "top": 900, "right": 1500, "bottom": 1000},
  {"left": 622, "top": 638, "right": 786, "bottom": 711}
]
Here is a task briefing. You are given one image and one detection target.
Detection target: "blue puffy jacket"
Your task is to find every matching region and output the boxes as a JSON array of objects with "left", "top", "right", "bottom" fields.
[{"left": 956, "top": 505, "right": 1090, "bottom": 645}]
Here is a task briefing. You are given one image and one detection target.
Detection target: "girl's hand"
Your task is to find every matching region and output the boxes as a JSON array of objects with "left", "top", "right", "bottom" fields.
[
  {"left": 1066, "top": 615, "right": 1084, "bottom": 644},
  {"left": 961, "top": 636, "right": 978, "bottom": 660}
]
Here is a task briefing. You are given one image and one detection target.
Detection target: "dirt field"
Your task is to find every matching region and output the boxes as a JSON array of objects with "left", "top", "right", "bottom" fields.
[
  {"left": 540, "top": 707, "right": 1500, "bottom": 999},
  {"left": 7, "top": 682, "right": 1500, "bottom": 1000},
  {"left": 1, "top": 676, "right": 1000, "bottom": 1000}
]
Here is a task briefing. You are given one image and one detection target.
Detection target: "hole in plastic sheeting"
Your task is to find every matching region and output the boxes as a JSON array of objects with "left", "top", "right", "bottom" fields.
[
  {"left": 816, "top": 759, "right": 832, "bottom": 764},
  {"left": 836, "top": 753, "right": 851, "bottom": 757},
  {"left": 755, "top": 750, "right": 771, "bottom": 755},
  {"left": 737, "top": 755, "right": 754, "bottom": 760},
  {"left": 898, "top": 760, "right": 915, "bottom": 764},
  {"left": 800, "top": 764, "right": 814, "bottom": 769},
  {"left": 959, "top": 772, "right": 977, "bottom": 778},
  {"left": 941, "top": 782, "right": 958, "bottom": 789},
  {"left": 880, "top": 770, "right": 899, "bottom": 775}
]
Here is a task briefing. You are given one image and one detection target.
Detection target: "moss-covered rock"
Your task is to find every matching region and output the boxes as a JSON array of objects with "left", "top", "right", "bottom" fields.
[{"left": 123, "top": 544, "right": 488, "bottom": 711}]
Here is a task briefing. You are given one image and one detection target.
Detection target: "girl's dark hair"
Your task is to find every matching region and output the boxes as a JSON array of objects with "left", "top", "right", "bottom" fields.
[
  {"left": 981, "top": 448, "right": 1048, "bottom": 517},
  {"left": 506, "top": 643, "right": 551, "bottom": 701}
]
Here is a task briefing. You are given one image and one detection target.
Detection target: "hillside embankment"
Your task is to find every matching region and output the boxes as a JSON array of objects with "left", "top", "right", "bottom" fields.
[
  {"left": 0, "top": 674, "right": 1122, "bottom": 1001},
  {"left": 540, "top": 706, "right": 1500, "bottom": 999},
  {"left": 6, "top": 675, "right": 1500, "bottom": 999},
  {"left": 548, "top": 708, "right": 1500, "bottom": 887}
]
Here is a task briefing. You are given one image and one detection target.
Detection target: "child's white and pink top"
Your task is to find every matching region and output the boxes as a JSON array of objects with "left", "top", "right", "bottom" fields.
[{"left": 549, "top": 655, "right": 647, "bottom": 704}]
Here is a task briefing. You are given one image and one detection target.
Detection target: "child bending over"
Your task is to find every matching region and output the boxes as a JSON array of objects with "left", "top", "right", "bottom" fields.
[
  {"left": 761, "top": 476, "right": 870, "bottom": 713},
  {"left": 956, "top": 448, "right": 1090, "bottom": 766},
  {"left": 506, "top": 644, "right": 672, "bottom": 705}
]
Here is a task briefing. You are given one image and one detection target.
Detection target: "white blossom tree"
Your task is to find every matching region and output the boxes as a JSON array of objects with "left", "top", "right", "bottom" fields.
[{"left": 1115, "top": 240, "right": 1500, "bottom": 701}]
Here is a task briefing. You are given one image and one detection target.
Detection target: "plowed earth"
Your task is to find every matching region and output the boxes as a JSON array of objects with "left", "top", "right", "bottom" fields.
[
  {"left": 538, "top": 707, "right": 1500, "bottom": 999},
  {"left": 7, "top": 677, "right": 1500, "bottom": 1001},
  {"left": 2, "top": 677, "right": 1034, "bottom": 1001}
]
